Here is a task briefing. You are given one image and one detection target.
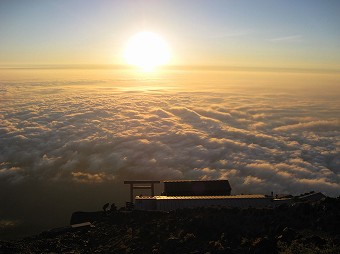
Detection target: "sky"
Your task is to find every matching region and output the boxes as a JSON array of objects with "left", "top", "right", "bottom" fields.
[{"left": 1, "top": 0, "right": 340, "bottom": 70}]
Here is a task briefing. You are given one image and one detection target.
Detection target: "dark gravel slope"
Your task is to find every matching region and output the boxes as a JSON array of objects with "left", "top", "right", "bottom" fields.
[{"left": 1, "top": 197, "right": 340, "bottom": 254}]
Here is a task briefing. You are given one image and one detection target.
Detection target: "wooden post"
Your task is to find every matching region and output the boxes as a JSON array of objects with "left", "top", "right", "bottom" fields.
[
  {"left": 151, "top": 183, "right": 155, "bottom": 197},
  {"left": 130, "top": 183, "right": 133, "bottom": 203}
]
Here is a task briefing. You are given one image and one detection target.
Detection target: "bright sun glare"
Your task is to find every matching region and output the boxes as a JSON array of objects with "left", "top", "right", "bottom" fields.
[{"left": 124, "top": 31, "right": 171, "bottom": 71}]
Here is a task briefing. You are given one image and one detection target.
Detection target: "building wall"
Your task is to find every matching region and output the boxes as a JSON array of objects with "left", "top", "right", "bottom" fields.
[
  {"left": 156, "top": 198, "right": 272, "bottom": 211},
  {"left": 135, "top": 196, "right": 273, "bottom": 211},
  {"left": 135, "top": 198, "right": 157, "bottom": 210}
]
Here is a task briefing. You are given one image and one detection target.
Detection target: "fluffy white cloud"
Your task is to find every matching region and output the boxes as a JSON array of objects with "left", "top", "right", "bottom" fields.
[
  {"left": 1, "top": 81, "right": 339, "bottom": 195},
  {"left": 0, "top": 79, "right": 339, "bottom": 237}
]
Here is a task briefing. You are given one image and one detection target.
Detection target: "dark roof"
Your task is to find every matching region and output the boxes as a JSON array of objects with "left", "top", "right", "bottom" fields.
[
  {"left": 163, "top": 179, "right": 232, "bottom": 196},
  {"left": 163, "top": 180, "right": 230, "bottom": 183}
]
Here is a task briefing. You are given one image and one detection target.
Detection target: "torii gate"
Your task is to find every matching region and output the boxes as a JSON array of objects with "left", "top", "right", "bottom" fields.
[{"left": 124, "top": 180, "right": 161, "bottom": 203}]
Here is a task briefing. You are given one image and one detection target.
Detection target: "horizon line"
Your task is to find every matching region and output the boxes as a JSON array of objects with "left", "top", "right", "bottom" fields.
[{"left": 0, "top": 64, "right": 339, "bottom": 74}]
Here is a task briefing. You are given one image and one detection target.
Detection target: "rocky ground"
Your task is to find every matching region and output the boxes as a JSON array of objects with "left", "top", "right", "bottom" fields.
[{"left": 1, "top": 197, "right": 340, "bottom": 254}]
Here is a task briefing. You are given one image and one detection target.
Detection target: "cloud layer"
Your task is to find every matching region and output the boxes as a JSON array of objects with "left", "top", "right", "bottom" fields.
[
  {"left": 1, "top": 81, "right": 339, "bottom": 193},
  {"left": 0, "top": 79, "right": 339, "bottom": 237}
]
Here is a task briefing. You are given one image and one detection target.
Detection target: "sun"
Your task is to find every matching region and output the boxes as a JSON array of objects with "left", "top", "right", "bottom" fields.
[{"left": 124, "top": 31, "right": 171, "bottom": 71}]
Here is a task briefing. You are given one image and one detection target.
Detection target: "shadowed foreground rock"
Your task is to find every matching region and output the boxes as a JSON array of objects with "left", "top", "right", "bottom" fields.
[
  {"left": 70, "top": 211, "right": 104, "bottom": 225},
  {"left": 1, "top": 197, "right": 340, "bottom": 254}
]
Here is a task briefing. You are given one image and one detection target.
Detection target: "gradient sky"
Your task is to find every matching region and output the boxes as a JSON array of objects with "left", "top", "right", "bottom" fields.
[{"left": 1, "top": 0, "right": 340, "bottom": 70}]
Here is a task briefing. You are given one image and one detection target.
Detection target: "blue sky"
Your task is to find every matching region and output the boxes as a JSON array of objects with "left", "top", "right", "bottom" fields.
[{"left": 0, "top": 0, "right": 339, "bottom": 69}]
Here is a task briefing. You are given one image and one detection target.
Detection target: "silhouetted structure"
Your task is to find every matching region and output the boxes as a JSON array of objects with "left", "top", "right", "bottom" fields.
[
  {"left": 135, "top": 194, "right": 271, "bottom": 210},
  {"left": 125, "top": 179, "right": 326, "bottom": 211},
  {"left": 163, "top": 180, "right": 231, "bottom": 196},
  {"left": 124, "top": 180, "right": 160, "bottom": 203}
]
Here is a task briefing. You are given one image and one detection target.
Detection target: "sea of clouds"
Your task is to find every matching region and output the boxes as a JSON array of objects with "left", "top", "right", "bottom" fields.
[{"left": 0, "top": 77, "right": 339, "bottom": 237}]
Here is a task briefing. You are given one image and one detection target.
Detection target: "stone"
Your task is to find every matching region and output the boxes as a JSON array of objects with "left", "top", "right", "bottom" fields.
[
  {"left": 70, "top": 211, "right": 103, "bottom": 225},
  {"left": 251, "top": 237, "right": 277, "bottom": 254},
  {"left": 277, "top": 227, "right": 296, "bottom": 242}
]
